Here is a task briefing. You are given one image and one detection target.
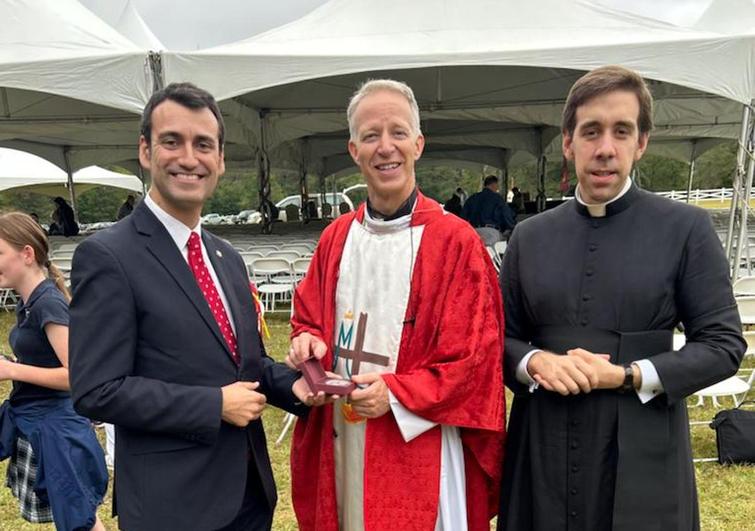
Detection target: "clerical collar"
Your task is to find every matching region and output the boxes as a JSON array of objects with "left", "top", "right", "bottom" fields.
[
  {"left": 574, "top": 178, "right": 637, "bottom": 218},
  {"left": 366, "top": 188, "right": 418, "bottom": 221}
]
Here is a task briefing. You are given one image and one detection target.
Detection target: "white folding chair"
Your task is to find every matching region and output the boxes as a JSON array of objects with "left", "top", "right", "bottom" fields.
[
  {"left": 276, "top": 413, "right": 297, "bottom": 445},
  {"left": 249, "top": 258, "right": 295, "bottom": 312},
  {"left": 736, "top": 296, "right": 755, "bottom": 326},
  {"left": 743, "top": 330, "right": 755, "bottom": 358},
  {"left": 291, "top": 257, "right": 312, "bottom": 282},
  {"left": 51, "top": 250, "right": 75, "bottom": 260},
  {"left": 280, "top": 244, "right": 315, "bottom": 255},
  {"left": 493, "top": 240, "right": 507, "bottom": 258},
  {"left": 733, "top": 276, "right": 755, "bottom": 296},
  {"left": 54, "top": 242, "right": 78, "bottom": 253},
  {"left": 693, "top": 369, "right": 755, "bottom": 408},
  {"left": 51, "top": 257, "right": 73, "bottom": 272},
  {"left": 247, "top": 246, "right": 279, "bottom": 256},
  {"left": 267, "top": 250, "right": 301, "bottom": 262},
  {"left": 0, "top": 289, "right": 18, "bottom": 310},
  {"left": 486, "top": 246, "right": 501, "bottom": 274}
]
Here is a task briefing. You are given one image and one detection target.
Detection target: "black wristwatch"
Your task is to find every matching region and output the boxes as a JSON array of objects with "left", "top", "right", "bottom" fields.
[{"left": 616, "top": 364, "right": 634, "bottom": 394}]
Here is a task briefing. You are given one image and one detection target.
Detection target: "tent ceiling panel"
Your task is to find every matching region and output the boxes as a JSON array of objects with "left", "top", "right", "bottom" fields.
[
  {"left": 165, "top": 0, "right": 755, "bottom": 103},
  {"left": 0, "top": 0, "right": 149, "bottom": 113}
]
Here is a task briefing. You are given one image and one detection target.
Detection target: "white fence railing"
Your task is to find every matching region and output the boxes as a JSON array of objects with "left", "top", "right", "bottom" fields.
[{"left": 654, "top": 188, "right": 755, "bottom": 202}]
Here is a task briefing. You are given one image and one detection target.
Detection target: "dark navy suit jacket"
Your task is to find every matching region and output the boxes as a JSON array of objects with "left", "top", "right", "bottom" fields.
[{"left": 69, "top": 202, "right": 305, "bottom": 531}]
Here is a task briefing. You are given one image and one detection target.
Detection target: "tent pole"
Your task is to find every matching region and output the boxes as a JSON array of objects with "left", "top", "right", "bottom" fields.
[
  {"left": 148, "top": 52, "right": 165, "bottom": 92},
  {"left": 319, "top": 170, "right": 326, "bottom": 212},
  {"left": 732, "top": 105, "right": 755, "bottom": 280},
  {"left": 299, "top": 166, "right": 308, "bottom": 222},
  {"left": 536, "top": 154, "right": 547, "bottom": 212},
  {"left": 502, "top": 163, "right": 509, "bottom": 201},
  {"left": 257, "top": 112, "right": 273, "bottom": 235},
  {"left": 725, "top": 104, "right": 752, "bottom": 264},
  {"left": 63, "top": 147, "right": 79, "bottom": 223},
  {"left": 535, "top": 128, "right": 546, "bottom": 212},
  {"left": 299, "top": 139, "right": 309, "bottom": 222},
  {"left": 258, "top": 148, "right": 272, "bottom": 234},
  {"left": 685, "top": 140, "right": 697, "bottom": 204}
]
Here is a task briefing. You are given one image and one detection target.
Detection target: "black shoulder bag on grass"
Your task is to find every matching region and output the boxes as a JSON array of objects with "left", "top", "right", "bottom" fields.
[{"left": 710, "top": 400, "right": 755, "bottom": 465}]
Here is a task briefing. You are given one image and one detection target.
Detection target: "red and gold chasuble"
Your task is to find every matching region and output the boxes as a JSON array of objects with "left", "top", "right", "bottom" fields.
[{"left": 291, "top": 192, "right": 505, "bottom": 531}]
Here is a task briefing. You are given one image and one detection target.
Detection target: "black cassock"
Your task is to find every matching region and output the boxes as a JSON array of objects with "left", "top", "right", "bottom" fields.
[{"left": 498, "top": 185, "right": 745, "bottom": 531}]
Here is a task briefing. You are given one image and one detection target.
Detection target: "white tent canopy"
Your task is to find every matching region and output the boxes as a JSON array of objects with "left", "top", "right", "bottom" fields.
[
  {"left": 0, "top": 0, "right": 153, "bottom": 174},
  {"left": 165, "top": 0, "right": 753, "bottom": 104},
  {"left": 693, "top": 0, "right": 755, "bottom": 34},
  {"left": 0, "top": 148, "right": 143, "bottom": 196},
  {"left": 113, "top": 0, "right": 164, "bottom": 51},
  {"left": 162, "top": 0, "right": 752, "bottom": 177}
]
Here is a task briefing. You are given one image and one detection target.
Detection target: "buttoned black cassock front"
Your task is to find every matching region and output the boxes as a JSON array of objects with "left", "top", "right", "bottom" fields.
[{"left": 497, "top": 185, "right": 745, "bottom": 531}]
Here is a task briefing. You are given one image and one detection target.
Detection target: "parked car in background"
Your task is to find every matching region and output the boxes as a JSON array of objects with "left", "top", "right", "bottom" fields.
[
  {"left": 276, "top": 191, "right": 358, "bottom": 222},
  {"left": 234, "top": 209, "right": 262, "bottom": 224},
  {"left": 201, "top": 213, "right": 223, "bottom": 225}
]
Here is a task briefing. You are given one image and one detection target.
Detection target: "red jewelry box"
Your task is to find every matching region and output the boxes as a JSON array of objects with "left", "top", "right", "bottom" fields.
[{"left": 297, "top": 358, "right": 356, "bottom": 396}]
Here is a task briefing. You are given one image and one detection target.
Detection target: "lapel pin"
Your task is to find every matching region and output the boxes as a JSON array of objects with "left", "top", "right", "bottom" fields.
[{"left": 216, "top": 250, "right": 223, "bottom": 258}]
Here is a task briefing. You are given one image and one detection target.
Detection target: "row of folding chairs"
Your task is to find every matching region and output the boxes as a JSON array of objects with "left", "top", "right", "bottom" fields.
[
  {"left": 240, "top": 246, "right": 313, "bottom": 257},
  {"left": 248, "top": 257, "right": 312, "bottom": 313},
  {"left": 231, "top": 240, "right": 316, "bottom": 249}
]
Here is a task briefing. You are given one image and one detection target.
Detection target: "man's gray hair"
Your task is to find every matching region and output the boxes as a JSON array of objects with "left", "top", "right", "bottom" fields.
[{"left": 347, "top": 79, "right": 422, "bottom": 141}]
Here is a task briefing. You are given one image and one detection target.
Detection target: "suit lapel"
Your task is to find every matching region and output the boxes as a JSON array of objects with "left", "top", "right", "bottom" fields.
[{"left": 132, "top": 204, "right": 237, "bottom": 367}]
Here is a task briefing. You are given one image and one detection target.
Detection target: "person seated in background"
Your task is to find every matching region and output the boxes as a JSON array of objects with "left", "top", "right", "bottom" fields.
[
  {"left": 444, "top": 187, "right": 465, "bottom": 216},
  {"left": 510, "top": 186, "right": 525, "bottom": 214},
  {"left": 116, "top": 195, "right": 136, "bottom": 220},
  {"left": 51, "top": 197, "right": 78, "bottom": 237},
  {"left": 47, "top": 210, "right": 63, "bottom": 236}
]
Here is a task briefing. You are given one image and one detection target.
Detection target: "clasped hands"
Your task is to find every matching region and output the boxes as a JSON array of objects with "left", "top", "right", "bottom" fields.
[
  {"left": 285, "top": 332, "right": 390, "bottom": 418},
  {"left": 527, "top": 348, "right": 638, "bottom": 396}
]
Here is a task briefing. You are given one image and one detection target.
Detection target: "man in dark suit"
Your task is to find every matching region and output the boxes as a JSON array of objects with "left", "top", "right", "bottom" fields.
[
  {"left": 461, "top": 175, "right": 516, "bottom": 246},
  {"left": 69, "top": 83, "right": 317, "bottom": 531}
]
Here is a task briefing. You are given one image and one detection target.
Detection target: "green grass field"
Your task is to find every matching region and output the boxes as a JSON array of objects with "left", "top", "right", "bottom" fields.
[{"left": 0, "top": 312, "right": 753, "bottom": 530}]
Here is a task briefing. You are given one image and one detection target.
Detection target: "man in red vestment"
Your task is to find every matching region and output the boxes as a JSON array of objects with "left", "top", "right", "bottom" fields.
[{"left": 287, "top": 79, "right": 505, "bottom": 531}]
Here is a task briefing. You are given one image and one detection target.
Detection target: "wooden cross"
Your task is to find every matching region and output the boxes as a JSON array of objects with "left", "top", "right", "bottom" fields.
[{"left": 339, "top": 312, "right": 390, "bottom": 375}]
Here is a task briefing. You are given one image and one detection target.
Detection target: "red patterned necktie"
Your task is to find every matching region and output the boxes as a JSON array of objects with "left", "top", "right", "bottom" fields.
[{"left": 187, "top": 232, "right": 239, "bottom": 365}]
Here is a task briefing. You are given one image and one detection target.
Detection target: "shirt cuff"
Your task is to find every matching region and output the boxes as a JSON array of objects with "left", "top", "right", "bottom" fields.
[
  {"left": 516, "top": 349, "right": 541, "bottom": 392},
  {"left": 387, "top": 389, "right": 438, "bottom": 442},
  {"left": 633, "top": 359, "right": 664, "bottom": 404}
]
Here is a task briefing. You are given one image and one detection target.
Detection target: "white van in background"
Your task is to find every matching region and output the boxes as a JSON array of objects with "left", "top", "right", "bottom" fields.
[{"left": 276, "top": 186, "right": 366, "bottom": 222}]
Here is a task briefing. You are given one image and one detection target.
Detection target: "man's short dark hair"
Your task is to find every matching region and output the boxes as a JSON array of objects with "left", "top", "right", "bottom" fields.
[
  {"left": 562, "top": 65, "right": 653, "bottom": 137},
  {"left": 140, "top": 82, "right": 225, "bottom": 150},
  {"left": 484, "top": 175, "right": 499, "bottom": 187}
]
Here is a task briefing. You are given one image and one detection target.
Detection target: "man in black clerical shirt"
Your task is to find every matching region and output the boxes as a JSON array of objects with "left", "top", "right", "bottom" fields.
[{"left": 498, "top": 66, "right": 745, "bottom": 531}]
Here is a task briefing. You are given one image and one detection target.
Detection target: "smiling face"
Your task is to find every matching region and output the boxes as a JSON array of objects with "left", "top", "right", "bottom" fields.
[
  {"left": 139, "top": 99, "right": 225, "bottom": 226},
  {"left": 347, "top": 89, "right": 425, "bottom": 212},
  {"left": 563, "top": 89, "right": 648, "bottom": 204},
  {"left": 0, "top": 238, "right": 30, "bottom": 290}
]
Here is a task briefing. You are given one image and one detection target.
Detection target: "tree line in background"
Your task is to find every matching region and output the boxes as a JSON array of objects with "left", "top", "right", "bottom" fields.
[{"left": 0, "top": 141, "right": 739, "bottom": 223}]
